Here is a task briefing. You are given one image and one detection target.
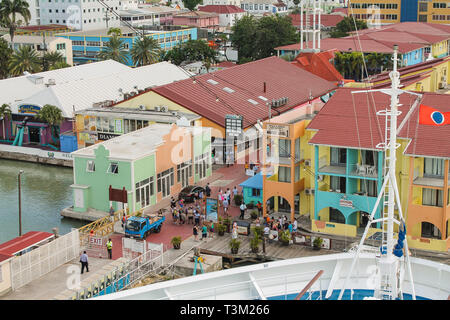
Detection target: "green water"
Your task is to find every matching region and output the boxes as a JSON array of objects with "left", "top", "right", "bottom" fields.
[{"left": 0, "top": 159, "right": 86, "bottom": 243}]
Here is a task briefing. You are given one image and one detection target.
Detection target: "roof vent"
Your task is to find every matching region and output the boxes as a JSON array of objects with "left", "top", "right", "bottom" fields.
[
  {"left": 207, "top": 79, "right": 218, "bottom": 85},
  {"left": 223, "top": 87, "right": 235, "bottom": 93},
  {"left": 248, "top": 99, "right": 258, "bottom": 105}
]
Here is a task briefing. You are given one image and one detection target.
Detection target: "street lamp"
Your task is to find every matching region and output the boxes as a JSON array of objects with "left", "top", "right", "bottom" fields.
[{"left": 18, "top": 170, "right": 24, "bottom": 236}]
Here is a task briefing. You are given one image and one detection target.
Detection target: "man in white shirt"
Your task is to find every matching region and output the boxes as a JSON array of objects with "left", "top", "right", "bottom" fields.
[
  {"left": 239, "top": 202, "right": 247, "bottom": 219},
  {"left": 293, "top": 219, "right": 298, "bottom": 233}
]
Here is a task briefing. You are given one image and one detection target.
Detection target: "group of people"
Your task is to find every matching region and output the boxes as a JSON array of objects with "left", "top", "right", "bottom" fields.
[
  {"left": 217, "top": 186, "right": 240, "bottom": 216},
  {"left": 255, "top": 215, "right": 298, "bottom": 237},
  {"left": 170, "top": 197, "right": 205, "bottom": 226}
]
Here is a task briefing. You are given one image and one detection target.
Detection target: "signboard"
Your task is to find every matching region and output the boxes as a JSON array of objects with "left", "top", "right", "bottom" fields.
[
  {"left": 225, "top": 114, "right": 243, "bottom": 138},
  {"left": 132, "top": 240, "right": 145, "bottom": 253},
  {"left": 98, "top": 132, "right": 120, "bottom": 141},
  {"left": 205, "top": 198, "right": 218, "bottom": 222},
  {"left": 89, "top": 237, "right": 103, "bottom": 246},
  {"left": 266, "top": 124, "right": 289, "bottom": 137},
  {"left": 246, "top": 169, "right": 255, "bottom": 176},
  {"left": 18, "top": 104, "right": 41, "bottom": 114},
  {"left": 339, "top": 199, "right": 354, "bottom": 208}
]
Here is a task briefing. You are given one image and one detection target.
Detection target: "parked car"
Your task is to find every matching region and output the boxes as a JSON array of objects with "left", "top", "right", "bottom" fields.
[{"left": 178, "top": 185, "right": 205, "bottom": 203}]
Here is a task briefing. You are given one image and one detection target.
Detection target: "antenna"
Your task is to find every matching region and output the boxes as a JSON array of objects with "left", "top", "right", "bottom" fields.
[
  {"left": 300, "top": 0, "right": 322, "bottom": 53},
  {"left": 338, "top": 45, "right": 421, "bottom": 301}
]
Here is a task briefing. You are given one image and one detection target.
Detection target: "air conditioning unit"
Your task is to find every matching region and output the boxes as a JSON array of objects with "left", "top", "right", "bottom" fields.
[
  {"left": 138, "top": 105, "right": 146, "bottom": 110},
  {"left": 304, "top": 159, "right": 311, "bottom": 166},
  {"left": 317, "top": 175, "right": 324, "bottom": 181},
  {"left": 305, "top": 188, "right": 315, "bottom": 195},
  {"left": 171, "top": 111, "right": 178, "bottom": 116},
  {"left": 154, "top": 106, "right": 161, "bottom": 112},
  {"left": 160, "top": 106, "right": 169, "bottom": 113}
]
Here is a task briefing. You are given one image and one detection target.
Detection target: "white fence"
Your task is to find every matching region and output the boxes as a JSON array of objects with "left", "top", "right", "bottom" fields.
[
  {"left": 10, "top": 230, "right": 80, "bottom": 290},
  {"left": 0, "top": 144, "right": 73, "bottom": 161}
]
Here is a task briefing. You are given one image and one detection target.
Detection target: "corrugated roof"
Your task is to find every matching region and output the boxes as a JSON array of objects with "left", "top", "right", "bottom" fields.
[
  {"left": 292, "top": 50, "right": 344, "bottom": 82},
  {"left": 150, "top": 57, "right": 338, "bottom": 129},
  {"left": 198, "top": 5, "right": 245, "bottom": 14},
  {"left": 307, "top": 88, "right": 450, "bottom": 158},
  {"left": 239, "top": 172, "right": 263, "bottom": 189},
  {"left": 0, "top": 231, "right": 54, "bottom": 256}
]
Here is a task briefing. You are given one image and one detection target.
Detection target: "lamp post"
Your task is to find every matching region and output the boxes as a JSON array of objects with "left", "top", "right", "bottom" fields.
[{"left": 18, "top": 170, "right": 24, "bottom": 236}]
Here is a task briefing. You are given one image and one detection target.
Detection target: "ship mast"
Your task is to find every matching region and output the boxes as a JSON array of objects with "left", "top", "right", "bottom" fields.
[{"left": 338, "top": 45, "right": 421, "bottom": 300}]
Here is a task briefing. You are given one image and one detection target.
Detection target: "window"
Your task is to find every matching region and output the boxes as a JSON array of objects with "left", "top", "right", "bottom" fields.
[
  {"left": 107, "top": 162, "right": 119, "bottom": 174},
  {"left": 330, "top": 176, "right": 345, "bottom": 193},
  {"left": 421, "top": 222, "right": 441, "bottom": 239},
  {"left": 86, "top": 160, "right": 95, "bottom": 172},
  {"left": 177, "top": 160, "right": 192, "bottom": 187},
  {"left": 278, "top": 166, "right": 291, "bottom": 183},
  {"left": 330, "top": 208, "right": 345, "bottom": 224},
  {"left": 252, "top": 188, "right": 261, "bottom": 197},
  {"left": 424, "top": 158, "right": 444, "bottom": 177},
  {"left": 419, "top": 2, "right": 428, "bottom": 12},
  {"left": 330, "top": 147, "right": 346, "bottom": 166},
  {"left": 135, "top": 177, "right": 154, "bottom": 207},
  {"left": 422, "top": 188, "right": 443, "bottom": 207},
  {"left": 295, "top": 165, "right": 300, "bottom": 182},
  {"left": 72, "top": 40, "right": 84, "bottom": 46},
  {"left": 56, "top": 43, "right": 66, "bottom": 50},
  {"left": 360, "top": 180, "right": 377, "bottom": 197},
  {"left": 279, "top": 139, "right": 291, "bottom": 158}
]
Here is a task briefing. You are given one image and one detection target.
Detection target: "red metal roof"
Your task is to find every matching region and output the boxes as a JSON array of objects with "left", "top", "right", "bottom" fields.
[
  {"left": 307, "top": 88, "right": 450, "bottom": 158},
  {"left": 291, "top": 50, "right": 344, "bottom": 82},
  {"left": 198, "top": 5, "right": 245, "bottom": 14},
  {"left": 0, "top": 253, "right": 12, "bottom": 263},
  {"left": 0, "top": 231, "right": 54, "bottom": 256},
  {"left": 151, "top": 56, "right": 338, "bottom": 129},
  {"left": 18, "top": 24, "right": 70, "bottom": 31}
]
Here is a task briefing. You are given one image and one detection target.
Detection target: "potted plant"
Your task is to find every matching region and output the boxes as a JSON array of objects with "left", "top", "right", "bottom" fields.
[
  {"left": 229, "top": 238, "right": 241, "bottom": 254},
  {"left": 171, "top": 236, "right": 182, "bottom": 249},
  {"left": 250, "top": 210, "right": 258, "bottom": 220},
  {"left": 313, "top": 237, "right": 323, "bottom": 250},
  {"left": 253, "top": 226, "right": 263, "bottom": 237},
  {"left": 279, "top": 230, "right": 291, "bottom": 246},
  {"left": 234, "top": 194, "right": 243, "bottom": 206},
  {"left": 224, "top": 217, "right": 232, "bottom": 233},
  {"left": 250, "top": 232, "right": 261, "bottom": 253},
  {"left": 217, "top": 223, "right": 227, "bottom": 236},
  {"left": 247, "top": 201, "right": 254, "bottom": 209}
]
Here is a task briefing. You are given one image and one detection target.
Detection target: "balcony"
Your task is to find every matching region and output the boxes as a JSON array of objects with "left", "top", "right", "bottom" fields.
[
  {"left": 413, "top": 175, "right": 448, "bottom": 188},
  {"left": 318, "top": 164, "right": 346, "bottom": 175},
  {"left": 348, "top": 163, "right": 378, "bottom": 179}
]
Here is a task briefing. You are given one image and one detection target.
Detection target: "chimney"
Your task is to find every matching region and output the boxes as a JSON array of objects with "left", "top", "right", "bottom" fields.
[{"left": 263, "top": 82, "right": 266, "bottom": 93}]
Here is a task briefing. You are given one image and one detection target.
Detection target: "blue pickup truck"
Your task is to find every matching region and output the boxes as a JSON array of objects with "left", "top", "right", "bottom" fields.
[{"left": 124, "top": 214, "right": 165, "bottom": 239}]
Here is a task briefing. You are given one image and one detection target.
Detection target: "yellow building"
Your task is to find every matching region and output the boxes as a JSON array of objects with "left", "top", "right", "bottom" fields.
[
  {"left": 418, "top": 0, "right": 450, "bottom": 25},
  {"left": 349, "top": 0, "right": 402, "bottom": 25}
]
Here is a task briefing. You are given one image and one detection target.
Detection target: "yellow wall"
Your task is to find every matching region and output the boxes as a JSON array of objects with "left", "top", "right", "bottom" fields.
[
  {"left": 418, "top": 0, "right": 450, "bottom": 25},
  {"left": 349, "top": 0, "right": 402, "bottom": 24},
  {"left": 312, "top": 219, "right": 358, "bottom": 237}
]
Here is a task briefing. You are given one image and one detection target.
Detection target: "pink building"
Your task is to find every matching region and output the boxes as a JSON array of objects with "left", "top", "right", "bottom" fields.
[{"left": 173, "top": 11, "right": 219, "bottom": 28}]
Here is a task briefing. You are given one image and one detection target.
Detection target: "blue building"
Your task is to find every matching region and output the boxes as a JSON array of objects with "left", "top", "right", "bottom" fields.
[
  {"left": 239, "top": 172, "right": 263, "bottom": 207},
  {"left": 57, "top": 26, "right": 198, "bottom": 66}
]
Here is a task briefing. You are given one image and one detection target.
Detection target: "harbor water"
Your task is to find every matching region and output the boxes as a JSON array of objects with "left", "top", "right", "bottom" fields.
[{"left": 0, "top": 159, "right": 86, "bottom": 243}]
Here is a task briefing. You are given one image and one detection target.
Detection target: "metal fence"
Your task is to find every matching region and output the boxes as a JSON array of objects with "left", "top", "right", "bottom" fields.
[{"left": 10, "top": 229, "right": 80, "bottom": 290}]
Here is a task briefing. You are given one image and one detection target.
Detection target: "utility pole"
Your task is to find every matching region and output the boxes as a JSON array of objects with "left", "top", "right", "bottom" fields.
[{"left": 18, "top": 170, "right": 24, "bottom": 236}]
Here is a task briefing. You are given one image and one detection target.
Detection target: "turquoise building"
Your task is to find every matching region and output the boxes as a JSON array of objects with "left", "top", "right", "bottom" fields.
[{"left": 239, "top": 172, "right": 263, "bottom": 206}]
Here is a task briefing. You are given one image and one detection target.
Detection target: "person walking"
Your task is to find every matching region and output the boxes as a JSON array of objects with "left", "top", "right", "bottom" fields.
[
  {"left": 222, "top": 197, "right": 229, "bottom": 215},
  {"left": 201, "top": 224, "right": 208, "bottom": 241},
  {"left": 232, "top": 186, "right": 238, "bottom": 201},
  {"left": 232, "top": 225, "right": 238, "bottom": 240},
  {"left": 106, "top": 238, "right": 113, "bottom": 259},
  {"left": 293, "top": 219, "right": 298, "bottom": 234},
  {"left": 194, "top": 209, "right": 200, "bottom": 226},
  {"left": 193, "top": 225, "right": 199, "bottom": 241},
  {"left": 209, "top": 221, "right": 214, "bottom": 238},
  {"left": 256, "top": 201, "right": 262, "bottom": 216},
  {"left": 109, "top": 206, "right": 115, "bottom": 222},
  {"left": 80, "top": 251, "right": 89, "bottom": 274},
  {"left": 205, "top": 183, "right": 211, "bottom": 197},
  {"left": 239, "top": 202, "right": 247, "bottom": 220}
]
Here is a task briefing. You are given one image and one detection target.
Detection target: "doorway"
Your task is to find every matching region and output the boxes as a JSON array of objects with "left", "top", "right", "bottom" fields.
[{"left": 28, "top": 127, "right": 40, "bottom": 144}]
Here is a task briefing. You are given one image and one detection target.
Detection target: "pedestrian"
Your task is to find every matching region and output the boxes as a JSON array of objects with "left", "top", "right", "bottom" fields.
[
  {"left": 232, "top": 186, "right": 238, "bottom": 200},
  {"left": 121, "top": 214, "right": 126, "bottom": 229},
  {"left": 288, "top": 221, "right": 293, "bottom": 234},
  {"left": 255, "top": 217, "right": 260, "bottom": 228},
  {"left": 193, "top": 225, "right": 199, "bottom": 241},
  {"left": 232, "top": 225, "right": 238, "bottom": 240},
  {"left": 263, "top": 225, "right": 270, "bottom": 237},
  {"left": 180, "top": 209, "right": 187, "bottom": 225},
  {"left": 226, "top": 188, "right": 231, "bottom": 201},
  {"left": 205, "top": 183, "right": 211, "bottom": 197},
  {"left": 209, "top": 221, "right": 214, "bottom": 238},
  {"left": 293, "top": 219, "right": 298, "bottom": 234},
  {"left": 222, "top": 197, "right": 229, "bottom": 215},
  {"left": 109, "top": 206, "right": 114, "bottom": 222},
  {"left": 106, "top": 238, "right": 113, "bottom": 259},
  {"left": 179, "top": 199, "right": 184, "bottom": 210},
  {"left": 201, "top": 224, "right": 208, "bottom": 240},
  {"left": 266, "top": 199, "right": 271, "bottom": 214},
  {"left": 80, "top": 251, "right": 89, "bottom": 274},
  {"left": 170, "top": 197, "right": 176, "bottom": 209},
  {"left": 199, "top": 190, "right": 204, "bottom": 201},
  {"left": 256, "top": 201, "right": 262, "bottom": 216},
  {"left": 187, "top": 207, "right": 194, "bottom": 224},
  {"left": 239, "top": 202, "right": 247, "bottom": 220},
  {"left": 194, "top": 210, "right": 200, "bottom": 226}
]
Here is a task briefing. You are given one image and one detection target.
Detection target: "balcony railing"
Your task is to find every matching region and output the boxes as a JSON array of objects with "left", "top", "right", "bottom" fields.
[{"left": 349, "top": 163, "right": 378, "bottom": 178}]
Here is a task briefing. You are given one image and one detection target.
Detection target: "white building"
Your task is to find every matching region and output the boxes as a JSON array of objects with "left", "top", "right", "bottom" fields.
[
  {"left": 198, "top": 5, "right": 247, "bottom": 28},
  {"left": 240, "top": 0, "right": 288, "bottom": 15},
  {"left": 33, "top": 0, "right": 144, "bottom": 31},
  {"left": 1, "top": 34, "right": 73, "bottom": 65},
  {"left": 119, "top": 5, "right": 181, "bottom": 27},
  {"left": 201, "top": 0, "right": 242, "bottom": 7}
]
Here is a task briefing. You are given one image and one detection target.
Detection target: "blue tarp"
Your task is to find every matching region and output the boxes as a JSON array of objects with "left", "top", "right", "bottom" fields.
[{"left": 239, "top": 172, "right": 263, "bottom": 190}]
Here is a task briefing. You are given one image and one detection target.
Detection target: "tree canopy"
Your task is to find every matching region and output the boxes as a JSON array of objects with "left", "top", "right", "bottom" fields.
[
  {"left": 231, "top": 14, "right": 298, "bottom": 63},
  {"left": 163, "top": 39, "right": 216, "bottom": 66},
  {"left": 0, "top": 38, "right": 12, "bottom": 79},
  {"left": 130, "top": 36, "right": 161, "bottom": 67},
  {"left": 182, "top": 0, "right": 202, "bottom": 11},
  {"left": 330, "top": 16, "right": 368, "bottom": 38}
]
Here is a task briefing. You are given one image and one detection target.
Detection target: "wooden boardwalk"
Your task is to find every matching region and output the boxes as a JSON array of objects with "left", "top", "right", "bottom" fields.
[{"left": 198, "top": 234, "right": 341, "bottom": 263}]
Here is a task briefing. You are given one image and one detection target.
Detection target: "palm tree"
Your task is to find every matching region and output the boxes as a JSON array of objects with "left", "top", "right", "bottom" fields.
[
  {"left": 9, "top": 45, "right": 41, "bottom": 76},
  {"left": 107, "top": 27, "right": 122, "bottom": 37},
  {"left": 49, "top": 60, "right": 71, "bottom": 70},
  {"left": 97, "top": 35, "right": 128, "bottom": 64},
  {"left": 0, "top": 0, "right": 31, "bottom": 49},
  {"left": 130, "top": 36, "right": 161, "bottom": 67},
  {"left": 42, "top": 50, "right": 65, "bottom": 71},
  {"left": 36, "top": 104, "right": 64, "bottom": 145},
  {"left": 0, "top": 103, "right": 12, "bottom": 140},
  {"left": 0, "top": 38, "right": 12, "bottom": 79}
]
